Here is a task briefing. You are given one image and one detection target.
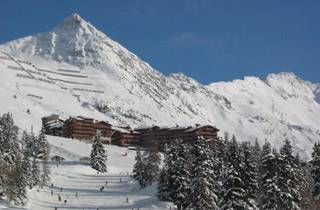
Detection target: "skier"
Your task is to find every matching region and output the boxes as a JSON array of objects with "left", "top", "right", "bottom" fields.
[
  {"left": 64, "top": 200, "right": 67, "bottom": 205},
  {"left": 100, "top": 186, "right": 104, "bottom": 192},
  {"left": 58, "top": 194, "right": 61, "bottom": 201},
  {"left": 126, "top": 197, "right": 129, "bottom": 203}
]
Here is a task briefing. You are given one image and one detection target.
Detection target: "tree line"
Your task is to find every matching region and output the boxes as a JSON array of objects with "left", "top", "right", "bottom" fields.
[
  {"left": 0, "top": 113, "right": 49, "bottom": 206},
  {"left": 132, "top": 134, "right": 320, "bottom": 210}
]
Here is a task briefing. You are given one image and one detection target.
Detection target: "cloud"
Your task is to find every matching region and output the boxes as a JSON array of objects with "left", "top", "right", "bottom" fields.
[{"left": 170, "top": 32, "right": 216, "bottom": 46}]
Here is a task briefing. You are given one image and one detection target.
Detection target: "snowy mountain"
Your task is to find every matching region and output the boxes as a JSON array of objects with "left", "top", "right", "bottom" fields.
[{"left": 0, "top": 13, "right": 319, "bottom": 159}]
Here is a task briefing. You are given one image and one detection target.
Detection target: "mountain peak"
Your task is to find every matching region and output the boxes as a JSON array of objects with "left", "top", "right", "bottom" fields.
[
  {"left": 53, "top": 13, "right": 93, "bottom": 34},
  {"left": 266, "top": 72, "right": 299, "bottom": 81},
  {"left": 67, "top": 13, "right": 83, "bottom": 23}
]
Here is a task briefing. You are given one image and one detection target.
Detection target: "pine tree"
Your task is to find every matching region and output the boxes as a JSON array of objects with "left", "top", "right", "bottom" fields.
[
  {"left": 240, "top": 142, "right": 259, "bottom": 209},
  {"left": 22, "top": 130, "right": 33, "bottom": 157},
  {"left": 159, "top": 140, "right": 191, "bottom": 210},
  {"left": 37, "top": 127, "right": 50, "bottom": 187},
  {"left": 189, "top": 137, "right": 219, "bottom": 210},
  {"left": 90, "top": 131, "right": 107, "bottom": 173},
  {"left": 133, "top": 148, "right": 145, "bottom": 188},
  {"left": 5, "top": 151, "right": 29, "bottom": 206},
  {"left": 36, "top": 127, "right": 49, "bottom": 160},
  {"left": 252, "top": 138, "right": 262, "bottom": 162},
  {"left": 40, "top": 160, "right": 50, "bottom": 187},
  {"left": 143, "top": 146, "right": 161, "bottom": 186},
  {"left": 158, "top": 144, "right": 170, "bottom": 200},
  {"left": 13, "top": 155, "right": 28, "bottom": 206},
  {"left": 21, "top": 151, "right": 33, "bottom": 189},
  {"left": 207, "top": 136, "right": 226, "bottom": 204},
  {"left": 278, "top": 139, "right": 302, "bottom": 210},
  {"left": 0, "top": 113, "right": 21, "bottom": 199},
  {"left": 311, "top": 142, "right": 320, "bottom": 200},
  {"left": 31, "top": 158, "right": 40, "bottom": 187},
  {"left": 259, "top": 142, "right": 279, "bottom": 210},
  {"left": 220, "top": 136, "right": 249, "bottom": 210},
  {"left": 0, "top": 113, "right": 19, "bottom": 166}
]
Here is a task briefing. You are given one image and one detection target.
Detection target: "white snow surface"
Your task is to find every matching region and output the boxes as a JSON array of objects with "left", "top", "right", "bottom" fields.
[
  {"left": 0, "top": 13, "right": 319, "bottom": 160},
  {"left": 0, "top": 136, "right": 171, "bottom": 210}
]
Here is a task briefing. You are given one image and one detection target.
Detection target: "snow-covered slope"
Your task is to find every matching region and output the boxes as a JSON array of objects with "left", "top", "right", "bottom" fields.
[
  {"left": 0, "top": 13, "right": 319, "bottom": 159},
  {"left": 0, "top": 136, "right": 171, "bottom": 210}
]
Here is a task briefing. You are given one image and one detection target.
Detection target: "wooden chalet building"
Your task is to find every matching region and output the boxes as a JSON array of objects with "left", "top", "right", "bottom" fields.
[
  {"left": 134, "top": 124, "right": 219, "bottom": 149},
  {"left": 63, "top": 116, "right": 112, "bottom": 143},
  {"left": 41, "top": 113, "right": 219, "bottom": 149},
  {"left": 42, "top": 114, "right": 65, "bottom": 136},
  {"left": 111, "top": 126, "right": 140, "bottom": 146}
]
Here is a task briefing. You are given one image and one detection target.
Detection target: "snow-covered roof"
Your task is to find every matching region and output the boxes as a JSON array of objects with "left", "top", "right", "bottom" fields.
[
  {"left": 185, "top": 125, "right": 219, "bottom": 132},
  {"left": 112, "top": 126, "right": 139, "bottom": 134}
]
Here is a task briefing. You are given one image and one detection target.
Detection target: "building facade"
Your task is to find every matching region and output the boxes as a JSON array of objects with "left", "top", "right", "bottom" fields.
[{"left": 63, "top": 116, "right": 112, "bottom": 143}]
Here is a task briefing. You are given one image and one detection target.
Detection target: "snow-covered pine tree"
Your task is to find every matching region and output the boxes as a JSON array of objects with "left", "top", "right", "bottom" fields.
[
  {"left": 259, "top": 142, "right": 279, "bottom": 210},
  {"left": 0, "top": 113, "right": 19, "bottom": 166},
  {"left": 158, "top": 144, "right": 170, "bottom": 200},
  {"left": 31, "top": 157, "right": 40, "bottom": 187},
  {"left": 189, "top": 137, "right": 219, "bottom": 210},
  {"left": 40, "top": 160, "right": 50, "bottom": 187},
  {"left": 277, "top": 139, "right": 302, "bottom": 210},
  {"left": 90, "top": 130, "right": 107, "bottom": 173},
  {"left": 209, "top": 137, "right": 226, "bottom": 200},
  {"left": 36, "top": 127, "right": 49, "bottom": 160},
  {"left": 160, "top": 140, "right": 191, "bottom": 210},
  {"left": 0, "top": 113, "right": 20, "bottom": 198},
  {"left": 22, "top": 130, "right": 33, "bottom": 157},
  {"left": 37, "top": 127, "right": 50, "bottom": 187},
  {"left": 133, "top": 147, "right": 146, "bottom": 188},
  {"left": 240, "top": 142, "right": 259, "bottom": 209},
  {"left": 311, "top": 142, "right": 320, "bottom": 200},
  {"left": 21, "top": 150, "right": 33, "bottom": 189},
  {"left": 220, "top": 136, "right": 249, "bottom": 210},
  {"left": 158, "top": 167, "right": 170, "bottom": 201},
  {"left": 143, "top": 146, "right": 161, "bottom": 186},
  {"left": 252, "top": 138, "right": 262, "bottom": 163},
  {"left": 12, "top": 154, "right": 28, "bottom": 206}
]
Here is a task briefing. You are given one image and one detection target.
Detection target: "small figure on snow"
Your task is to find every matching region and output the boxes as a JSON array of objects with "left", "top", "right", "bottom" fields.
[
  {"left": 58, "top": 194, "right": 61, "bottom": 201},
  {"left": 51, "top": 190, "right": 53, "bottom": 195},
  {"left": 64, "top": 200, "right": 67, "bottom": 205},
  {"left": 126, "top": 197, "right": 129, "bottom": 203},
  {"left": 100, "top": 186, "right": 104, "bottom": 192}
]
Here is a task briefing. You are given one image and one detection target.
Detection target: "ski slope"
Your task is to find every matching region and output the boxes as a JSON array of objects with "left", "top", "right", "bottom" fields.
[{"left": 1, "top": 136, "right": 171, "bottom": 210}]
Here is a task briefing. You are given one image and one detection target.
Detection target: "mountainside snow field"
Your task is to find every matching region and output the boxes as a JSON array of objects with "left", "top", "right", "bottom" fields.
[
  {"left": 0, "top": 136, "right": 170, "bottom": 210},
  {"left": 0, "top": 13, "right": 319, "bottom": 160}
]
